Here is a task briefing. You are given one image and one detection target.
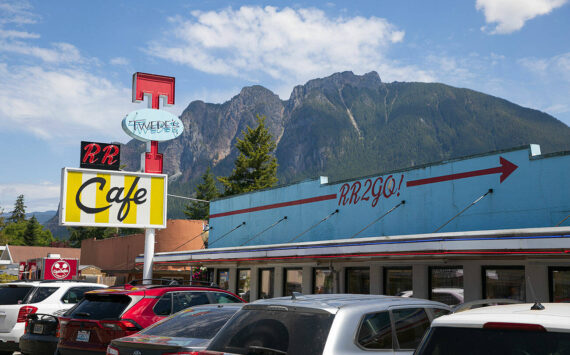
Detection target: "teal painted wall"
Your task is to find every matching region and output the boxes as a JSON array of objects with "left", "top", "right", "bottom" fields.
[{"left": 208, "top": 145, "right": 570, "bottom": 248}]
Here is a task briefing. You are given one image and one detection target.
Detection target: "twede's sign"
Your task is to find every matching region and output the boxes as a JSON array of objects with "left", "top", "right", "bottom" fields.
[{"left": 60, "top": 167, "right": 167, "bottom": 229}]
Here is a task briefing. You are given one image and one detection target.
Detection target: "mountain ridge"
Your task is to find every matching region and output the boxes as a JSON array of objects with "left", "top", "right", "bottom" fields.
[{"left": 116, "top": 71, "right": 570, "bottom": 218}]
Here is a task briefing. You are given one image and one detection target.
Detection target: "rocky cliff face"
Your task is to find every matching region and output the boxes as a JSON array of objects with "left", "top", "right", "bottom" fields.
[{"left": 120, "top": 71, "right": 570, "bottom": 217}]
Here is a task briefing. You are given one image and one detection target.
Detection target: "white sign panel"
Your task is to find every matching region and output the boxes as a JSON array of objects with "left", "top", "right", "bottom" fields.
[{"left": 60, "top": 167, "right": 167, "bottom": 229}]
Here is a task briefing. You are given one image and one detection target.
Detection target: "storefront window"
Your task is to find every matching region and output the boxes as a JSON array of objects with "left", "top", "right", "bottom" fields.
[
  {"left": 313, "top": 268, "right": 334, "bottom": 294},
  {"left": 237, "top": 269, "right": 251, "bottom": 302},
  {"left": 259, "top": 268, "right": 274, "bottom": 299},
  {"left": 384, "top": 267, "right": 412, "bottom": 296},
  {"left": 284, "top": 268, "right": 303, "bottom": 296},
  {"left": 346, "top": 267, "right": 370, "bottom": 294},
  {"left": 549, "top": 267, "right": 570, "bottom": 302},
  {"left": 430, "top": 267, "right": 464, "bottom": 305},
  {"left": 217, "top": 269, "right": 229, "bottom": 290},
  {"left": 483, "top": 266, "right": 525, "bottom": 301}
]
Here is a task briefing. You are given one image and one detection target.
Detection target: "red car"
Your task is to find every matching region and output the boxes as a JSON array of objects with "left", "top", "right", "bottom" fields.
[{"left": 56, "top": 281, "right": 245, "bottom": 355}]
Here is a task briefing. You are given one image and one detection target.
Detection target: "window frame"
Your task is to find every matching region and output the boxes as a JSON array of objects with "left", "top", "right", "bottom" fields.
[
  {"left": 383, "top": 266, "right": 413, "bottom": 296},
  {"left": 345, "top": 267, "right": 370, "bottom": 294},
  {"left": 428, "top": 266, "right": 464, "bottom": 305},
  {"left": 283, "top": 268, "right": 303, "bottom": 296},
  {"left": 481, "top": 265, "right": 525, "bottom": 300},
  {"left": 258, "top": 268, "right": 275, "bottom": 299},
  {"left": 548, "top": 266, "right": 570, "bottom": 302}
]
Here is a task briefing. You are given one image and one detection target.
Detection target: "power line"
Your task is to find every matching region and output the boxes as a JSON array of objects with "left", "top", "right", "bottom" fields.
[{"left": 167, "top": 194, "right": 209, "bottom": 203}]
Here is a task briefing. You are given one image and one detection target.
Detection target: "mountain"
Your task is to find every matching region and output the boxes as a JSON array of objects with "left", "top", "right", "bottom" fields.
[
  {"left": 1, "top": 211, "right": 56, "bottom": 225},
  {"left": 120, "top": 71, "right": 570, "bottom": 218}
]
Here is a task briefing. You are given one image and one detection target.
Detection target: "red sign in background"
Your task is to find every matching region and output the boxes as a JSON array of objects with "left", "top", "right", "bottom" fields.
[{"left": 44, "top": 259, "right": 78, "bottom": 280}]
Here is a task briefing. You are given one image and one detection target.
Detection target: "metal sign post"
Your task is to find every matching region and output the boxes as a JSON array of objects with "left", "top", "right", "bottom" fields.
[{"left": 129, "top": 72, "right": 177, "bottom": 283}]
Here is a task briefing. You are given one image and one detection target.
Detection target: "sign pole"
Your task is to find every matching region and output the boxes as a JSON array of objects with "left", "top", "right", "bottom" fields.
[{"left": 130, "top": 72, "right": 176, "bottom": 285}]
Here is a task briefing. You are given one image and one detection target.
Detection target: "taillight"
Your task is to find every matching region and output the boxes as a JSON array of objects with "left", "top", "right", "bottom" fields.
[
  {"left": 57, "top": 318, "right": 69, "bottom": 338},
  {"left": 100, "top": 320, "right": 140, "bottom": 331},
  {"left": 164, "top": 352, "right": 210, "bottom": 355},
  {"left": 483, "top": 322, "right": 546, "bottom": 331},
  {"left": 17, "top": 306, "right": 38, "bottom": 323},
  {"left": 106, "top": 346, "right": 119, "bottom": 355}
]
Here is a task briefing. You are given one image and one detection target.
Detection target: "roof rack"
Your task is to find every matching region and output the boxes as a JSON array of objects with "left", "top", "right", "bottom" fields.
[{"left": 127, "top": 279, "right": 221, "bottom": 289}]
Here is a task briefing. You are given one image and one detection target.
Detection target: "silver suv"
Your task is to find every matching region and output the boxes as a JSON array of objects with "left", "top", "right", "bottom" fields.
[
  {"left": 203, "top": 294, "right": 451, "bottom": 355},
  {"left": 0, "top": 280, "right": 107, "bottom": 354}
]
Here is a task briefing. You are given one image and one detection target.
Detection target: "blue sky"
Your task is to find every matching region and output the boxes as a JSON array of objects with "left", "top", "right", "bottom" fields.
[{"left": 0, "top": 0, "right": 569, "bottom": 213}]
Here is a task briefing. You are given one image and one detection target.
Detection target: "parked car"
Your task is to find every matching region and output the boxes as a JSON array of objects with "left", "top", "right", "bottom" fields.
[
  {"left": 0, "top": 280, "right": 107, "bottom": 355},
  {"left": 202, "top": 293, "right": 451, "bottom": 355},
  {"left": 414, "top": 302, "right": 570, "bottom": 355},
  {"left": 57, "top": 281, "right": 246, "bottom": 355},
  {"left": 397, "top": 288, "right": 464, "bottom": 306},
  {"left": 106, "top": 303, "right": 245, "bottom": 355}
]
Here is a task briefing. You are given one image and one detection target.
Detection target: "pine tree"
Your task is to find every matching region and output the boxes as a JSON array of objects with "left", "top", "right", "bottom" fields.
[
  {"left": 9, "top": 194, "right": 26, "bottom": 223},
  {"left": 184, "top": 167, "right": 219, "bottom": 220},
  {"left": 218, "top": 115, "right": 278, "bottom": 196},
  {"left": 23, "top": 216, "right": 39, "bottom": 246}
]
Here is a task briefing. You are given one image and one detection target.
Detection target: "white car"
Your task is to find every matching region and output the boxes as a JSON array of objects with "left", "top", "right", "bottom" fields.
[
  {"left": 414, "top": 303, "right": 570, "bottom": 355},
  {"left": 0, "top": 280, "right": 107, "bottom": 355}
]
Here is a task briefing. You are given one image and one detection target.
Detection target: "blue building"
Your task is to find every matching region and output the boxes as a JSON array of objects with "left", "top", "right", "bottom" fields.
[{"left": 141, "top": 145, "right": 570, "bottom": 304}]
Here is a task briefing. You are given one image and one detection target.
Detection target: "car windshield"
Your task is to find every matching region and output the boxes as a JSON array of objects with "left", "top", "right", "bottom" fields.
[
  {"left": 0, "top": 285, "right": 34, "bottom": 305},
  {"left": 142, "top": 307, "right": 240, "bottom": 339},
  {"left": 207, "top": 306, "right": 335, "bottom": 355},
  {"left": 416, "top": 326, "right": 570, "bottom": 355},
  {"left": 68, "top": 294, "right": 131, "bottom": 320}
]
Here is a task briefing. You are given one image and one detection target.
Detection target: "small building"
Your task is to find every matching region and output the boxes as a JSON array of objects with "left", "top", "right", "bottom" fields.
[
  {"left": 81, "top": 219, "right": 206, "bottom": 284},
  {"left": 0, "top": 245, "right": 81, "bottom": 278},
  {"left": 138, "top": 145, "right": 570, "bottom": 304}
]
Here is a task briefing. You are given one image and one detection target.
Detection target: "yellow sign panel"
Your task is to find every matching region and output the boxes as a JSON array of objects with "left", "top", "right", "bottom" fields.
[{"left": 60, "top": 168, "right": 167, "bottom": 229}]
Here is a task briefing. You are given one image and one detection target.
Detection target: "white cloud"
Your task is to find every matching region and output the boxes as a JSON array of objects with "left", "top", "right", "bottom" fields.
[
  {"left": 147, "top": 6, "right": 413, "bottom": 86},
  {"left": 476, "top": 0, "right": 568, "bottom": 34},
  {"left": 0, "top": 0, "right": 39, "bottom": 26},
  {"left": 110, "top": 57, "right": 129, "bottom": 66},
  {"left": 0, "top": 29, "right": 39, "bottom": 39},
  {"left": 0, "top": 63, "right": 135, "bottom": 142},
  {"left": 0, "top": 182, "right": 60, "bottom": 212},
  {"left": 518, "top": 52, "right": 570, "bottom": 81},
  {"left": 0, "top": 40, "right": 84, "bottom": 63}
]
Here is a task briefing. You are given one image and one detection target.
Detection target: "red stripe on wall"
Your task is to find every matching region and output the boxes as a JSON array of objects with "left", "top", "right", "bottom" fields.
[{"left": 209, "top": 194, "right": 338, "bottom": 219}]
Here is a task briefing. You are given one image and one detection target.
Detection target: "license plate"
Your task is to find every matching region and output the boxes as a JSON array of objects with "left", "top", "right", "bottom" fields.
[
  {"left": 76, "top": 330, "right": 90, "bottom": 342},
  {"left": 33, "top": 324, "right": 44, "bottom": 334}
]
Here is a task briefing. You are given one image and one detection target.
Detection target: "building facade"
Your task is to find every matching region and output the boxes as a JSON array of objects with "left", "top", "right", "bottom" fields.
[{"left": 139, "top": 145, "right": 570, "bottom": 304}]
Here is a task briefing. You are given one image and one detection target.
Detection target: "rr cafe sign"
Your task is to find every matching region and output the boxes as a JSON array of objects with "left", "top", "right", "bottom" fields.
[
  {"left": 59, "top": 167, "right": 167, "bottom": 229},
  {"left": 80, "top": 141, "right": 120, "bottom": 171}
]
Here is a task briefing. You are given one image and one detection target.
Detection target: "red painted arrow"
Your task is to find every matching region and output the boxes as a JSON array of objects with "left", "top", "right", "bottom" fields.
[{"left": 406, "top": 157, "right": 518, "bottom": 187}]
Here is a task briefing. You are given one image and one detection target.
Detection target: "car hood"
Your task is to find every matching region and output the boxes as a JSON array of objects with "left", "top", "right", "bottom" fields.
[{"left": 113, "top": 333, "right": 210, "bottom": 349}]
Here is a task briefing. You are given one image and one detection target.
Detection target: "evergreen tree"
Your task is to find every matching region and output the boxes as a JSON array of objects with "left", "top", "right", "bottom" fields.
[
  {"left": 9, "top": 194, "right": 26, "bottom": 223},
  {"left": 67, "top": 226, "right": 143, "bottom": 248},
  {"left": 23, "top": 216, "right": 39, "bottom": 246},
  {"left": 218, "top": 115, "right": 278, "bottom": 196},
  {"left": 184, "top": 167, "right": 219, "bottom": 220}
]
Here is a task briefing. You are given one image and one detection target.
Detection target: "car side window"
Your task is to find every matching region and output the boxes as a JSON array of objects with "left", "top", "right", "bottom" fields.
[
  {"left": 357, "top": 311, "right": 393, "bottom": 349},
  {"left": 430, "top": 307, "right": 451, "bottom": 319},
  {"left": 61, "top": 287, "right": 100, "bottom": 304},
  {"left": 153, "top": 292, "right": 172, "bottom": 316},
  {"left": 28, "top": 287, "right": 59, "bottom": 303},
  {"left": 392, "top": 308, "right": 430, "bottom": 349},
  {"left": 212, "top": 292, "right": 242, "bottom": 304},
  {"left": 173, "top": 292, "right": 210, "bottom": 313}
]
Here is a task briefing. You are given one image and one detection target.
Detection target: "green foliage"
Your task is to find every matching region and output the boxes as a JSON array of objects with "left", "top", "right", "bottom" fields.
[
  {"left": 23, "top": 216, "right": 39, "bottom": 246},
  {"left": 184, "top": 167, "right": 219, "bottom": 220},
  {"left": 67, "top": 226, "right": 143, "bottom": 248},
  {"left": 1, "top": 218, "right": 54, "bottom": 246},
  {"left": 218, "top": 115, "right": 278, "bottom": 196},
  {"left": 9, "top": 194, "right": 26, "bottom": 223}
]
